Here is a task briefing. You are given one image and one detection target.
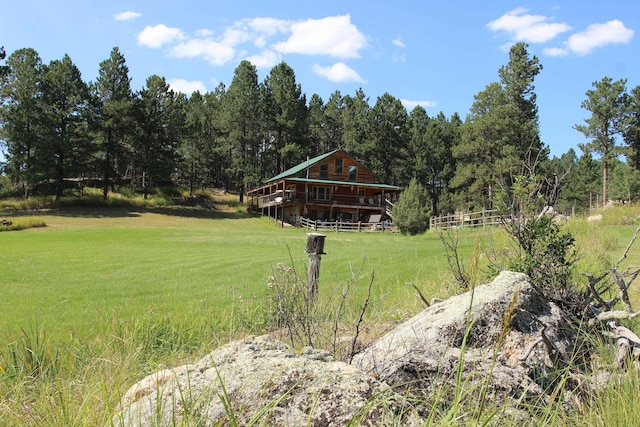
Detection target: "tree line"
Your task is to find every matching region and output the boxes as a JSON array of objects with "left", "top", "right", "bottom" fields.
[{"left": 1, "top": 42, "right": 640, "bottom": 214}]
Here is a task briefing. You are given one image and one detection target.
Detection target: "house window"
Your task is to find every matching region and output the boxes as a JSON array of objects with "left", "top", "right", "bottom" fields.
[
  {"left": 335, "top": 158, "right": 343, "bottom": 174},
  {"left": 311, "top": 186, "right": 330, "bottom": 201},
  {"left": 320, "top": 163, "right": 328, "bottom": 179},
  {"left": 358, "top": 189, "right": 365, "bottom": 197},
  {"left": 348, "top": 165, "right": 357, "bottom": 181}
]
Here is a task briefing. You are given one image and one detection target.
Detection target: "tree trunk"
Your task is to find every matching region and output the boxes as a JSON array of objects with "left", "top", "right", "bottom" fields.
[{"left": 603, "top": 159, "right": 609, "bottom": 205}]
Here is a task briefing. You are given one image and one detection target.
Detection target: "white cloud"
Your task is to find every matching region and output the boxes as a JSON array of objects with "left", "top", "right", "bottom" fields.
[
  {"left": 566, "top": 19, "right": 634, "bottom": 55},
  {"left": 245, "top": 49, "right": 282, "bottom": 69},
  {"left": 170, "top": 38, "right": 235, "bottom": 65},
  {"left": 498, "top": 42, "right": 515, "bottom": 53},
  {"left": 136, "top": 15, "right": 372, "bottom": 70},
  {"left": 400, "top": 99, "right": 437, "bottom": 110},
  {"left": 392, "top": 37, "right": 405, "bottom": 48},
  {"left": 114, "top": 11, "right": 141, "bottom": 21},
  {"left": 312, "top": 62, "right": 365, "bottom": 83},
  {"left": 222, "top": 27, "right": 252, "bottom": 46},
  {"left": 246, "top": 17, "right": 291, "bottom": 36},
  {"left": 274, "top": 15, "right": 367, "bottom": 58},
  {"left": 138, "top": 24, "right": 185, "bottom": 48},
  {"left": 487, "top": 8, "right": 571, "bottom": 43},
  {"left": 542, "top": 47, "right": 569, "bottom": 57},
  {"left": 168, "top": 78, "right": 207, "bottom": 95},
  {"left": 195, "top": 28, "right": 214, "bottom": 37}
]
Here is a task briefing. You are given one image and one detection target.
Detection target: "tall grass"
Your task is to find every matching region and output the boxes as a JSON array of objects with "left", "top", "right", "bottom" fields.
[{"left": 0, "top": 216, "right": 47, "bottom": 231}]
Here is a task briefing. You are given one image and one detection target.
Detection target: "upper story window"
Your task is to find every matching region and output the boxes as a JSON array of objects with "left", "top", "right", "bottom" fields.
[
  {"left": 335, "top": 158, "right": 343, "bottom": 174},
  {"left": 311, "top": 186, "right": 330, "bottom": 201},
  {"left": 320, "top": 163, "right": 328, "bottom": 179},
  {"left": 348, "top": 165, "right": 357, "bottom": 182}
]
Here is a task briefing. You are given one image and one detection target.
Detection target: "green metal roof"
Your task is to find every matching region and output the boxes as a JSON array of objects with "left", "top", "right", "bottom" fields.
[{"left": 265, "top": 150, "right": 340, "bottom": 183}]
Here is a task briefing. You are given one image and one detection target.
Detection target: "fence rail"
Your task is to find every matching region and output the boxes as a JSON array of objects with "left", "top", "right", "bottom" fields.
[
  {"left": 429, "top": 209, "right": 501, "bottom": 230},
  {"left": 299, "top": 217, "right": 394, "bottom": 232}
]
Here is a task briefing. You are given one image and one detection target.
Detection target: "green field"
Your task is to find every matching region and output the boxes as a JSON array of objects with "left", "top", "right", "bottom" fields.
[
  {"left": 1, "top": 207, "right": 476, "bottom": 347},
  {"left": 3, "top": 204, "right": 640, "bottom": 426}
]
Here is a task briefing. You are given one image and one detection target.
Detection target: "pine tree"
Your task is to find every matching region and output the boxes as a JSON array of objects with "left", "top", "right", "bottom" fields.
[
  {"left": 393, "top": 178, "right": 430, "bottom": 235},
  {"left": 93, "top": 47, "right": 135, "bottom": 199}
]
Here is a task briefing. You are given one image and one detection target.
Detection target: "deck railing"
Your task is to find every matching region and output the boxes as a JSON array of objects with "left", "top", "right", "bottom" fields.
[
  {"left": 298, "top": 216, "right": 395, "bottom": 232},
  {"left": 255, "top": 190, "right": 385, "bottom": 209}
]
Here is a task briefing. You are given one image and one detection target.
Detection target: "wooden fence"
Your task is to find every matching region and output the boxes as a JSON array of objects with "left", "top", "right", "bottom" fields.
[
  {"left": 299, "top": 217, "right": 395, "bottom": 232},
  {"left": 429, "top": 209, "right": 501, "bottom": 230}
]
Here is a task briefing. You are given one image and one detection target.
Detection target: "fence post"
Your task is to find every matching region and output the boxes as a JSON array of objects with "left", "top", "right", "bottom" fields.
[{"left": 305, "top": 233, "right": 326, "bottom": 300}]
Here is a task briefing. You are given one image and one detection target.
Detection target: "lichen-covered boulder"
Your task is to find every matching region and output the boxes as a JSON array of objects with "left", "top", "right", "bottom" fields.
[
  {"left": 351, "top": 271, "right": 581, "bottom": 413},
  {"left": 113, "top": 335, "right": 421, "bottom": 426}
]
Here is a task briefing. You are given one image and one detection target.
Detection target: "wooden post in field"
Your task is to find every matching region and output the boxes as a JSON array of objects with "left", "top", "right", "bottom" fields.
[{"left": 305, "top": 233, "right": 326, "bottom": 300}]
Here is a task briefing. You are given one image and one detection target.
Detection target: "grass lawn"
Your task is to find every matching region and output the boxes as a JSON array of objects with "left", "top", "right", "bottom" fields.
[
  {"left": 0, "top": 206, "right": 481, "bottom": 346},
  {"left": 2, "top": 202, "right": 640, "bottom": 426}
]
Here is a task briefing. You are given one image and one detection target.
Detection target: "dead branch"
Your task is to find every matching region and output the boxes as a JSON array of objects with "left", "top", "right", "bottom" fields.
[
  {"left": 586, "top": 227, "right": 640, "bottom": 325},
  {"left": 612, "top": 227, "right": 640, "bottom": 271},
  {"left": 584, "top": 273, "right": 609, "bottom": 308},
  {"left": 594, "top": 310, "right": 640, "bottom": 323},
  {"left": 604, "top": 321, "right": 640, "bottom": 368},
  {"left": 517, "top": 336, "right": 544, "bottom": 362},
  {"left": 349, "top": 271, "right": 374, "bottom": 363}
]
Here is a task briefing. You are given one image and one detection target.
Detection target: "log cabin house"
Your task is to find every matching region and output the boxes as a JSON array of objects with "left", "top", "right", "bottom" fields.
[{"left": 247, "top": 150, "right": 402, "bottom": 226}]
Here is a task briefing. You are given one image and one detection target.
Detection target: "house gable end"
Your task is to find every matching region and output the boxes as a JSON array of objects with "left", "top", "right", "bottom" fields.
[{"left": 265, "top": 150, "right": 377, "bottom": 184}]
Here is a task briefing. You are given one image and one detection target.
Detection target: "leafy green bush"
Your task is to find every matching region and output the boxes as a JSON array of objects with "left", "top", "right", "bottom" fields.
[
  {"left": 393, "top": 178, "right": 431, "bottom": 235},
  {"left": 502, "top": 215, "right": 581, "bottom": 303}
]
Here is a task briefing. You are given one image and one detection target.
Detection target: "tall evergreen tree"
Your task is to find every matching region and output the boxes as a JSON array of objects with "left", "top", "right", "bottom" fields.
[
  {"left": 366, "top": 92, "right": 408, "bottom": 185},
  {"left": 262, "top": 61, "right": 308, "bottom": 175},
  {"left": 575, "top": 77, "right": 628, "bottom": 204},
  {"left": 133, "top": 75, "right": 183, "bottom": 197},
  {"left": 0, "top": 48, "right": 44, "bottom": 197},
  {"left": 552, "top": 149, "right": 600, "bottom": 214},
  {"left": 0, "top": 46, "right": 8, "bottom": 78},
  {"left": 408, "top": 109, "right": 458, "bottom": 215},
  {"left": 307, "top": 93, "right": 327, "bottom": 157},
  {"left": 341, "top": 88, "right": 370, "bottom": 161},
  {"left": 452, "top": 82, "right": 509, "bottom": 210},
  {"left": 608, "top": 158, "right": 640, "bottom": 203},
  {"left": 498, "top": 42, "right": 544, "bottom": 164},
  {"left": 222, "top": 60, "right": 262, "bottom": 202},
  {"left": 178, "top": 90, "right": 206, "bottom": 195},
  {"left": 93, "top": 47, "right": 135, "bottom": 199},
  {"left": 39, "top": 54, "right": 91, "bottom": 203},
  {"left": 624, "top": 85, "right": 640, "bottom": 170},
  {"left": 452, "top": 42, "right": 545, "bottom": 211},
  {"left": 324, "top": 90, "right": 345, "bottom": 150}
]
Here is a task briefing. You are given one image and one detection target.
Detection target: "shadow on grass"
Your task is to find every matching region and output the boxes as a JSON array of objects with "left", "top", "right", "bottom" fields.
[
  {"left": 38, "top": 205, "right": 256, "bottom": 220},
  {"left": 150, "top": 206, "right": 254, "bottom": 220}
]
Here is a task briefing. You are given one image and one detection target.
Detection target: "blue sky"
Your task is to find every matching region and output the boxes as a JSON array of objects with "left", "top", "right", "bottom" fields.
[{"left": 2, "top": 1, "right": 638, "bottom": 157}]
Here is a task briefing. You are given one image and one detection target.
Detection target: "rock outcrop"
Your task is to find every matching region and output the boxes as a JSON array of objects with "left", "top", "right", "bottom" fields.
[
  {"left": 352, "top": 271, "right": 581, "bottom": 412},
  {"left": 115, "top": 271, "right": 585, "bottom": 425},
  {"left": 113, "top": 335, "right": 422, "bottom": 426}
]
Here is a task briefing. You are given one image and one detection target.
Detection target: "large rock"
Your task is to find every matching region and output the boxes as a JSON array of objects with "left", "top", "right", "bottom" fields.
[
  {"left": 113, "top": 335, "right": 422, "bottom": 426},
  {"left": 352, "top": 271, "right": 580, "bottom": 411},
  {"left": 115, "top": 271, "right": 583, "bottom": 425}
]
